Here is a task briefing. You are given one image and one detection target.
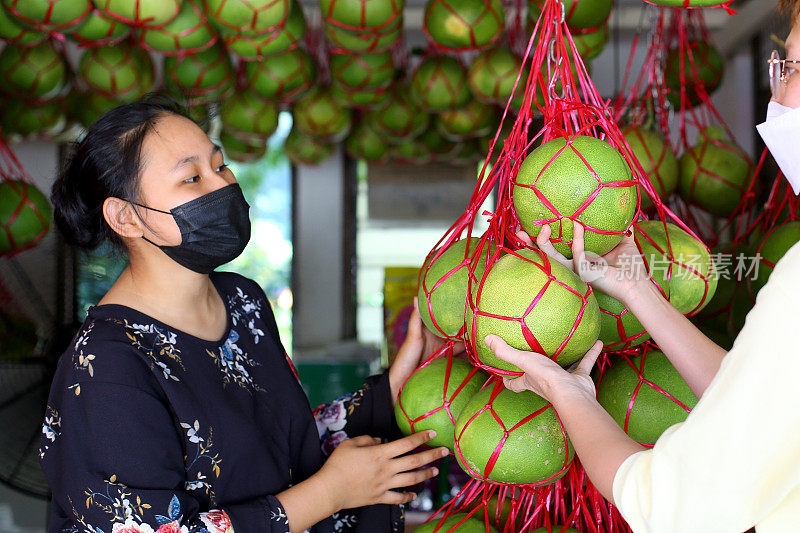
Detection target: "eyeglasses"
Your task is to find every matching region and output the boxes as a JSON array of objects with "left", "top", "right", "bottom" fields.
[{"left": 767, "top": 49, "right": 800, "bottom": 97}]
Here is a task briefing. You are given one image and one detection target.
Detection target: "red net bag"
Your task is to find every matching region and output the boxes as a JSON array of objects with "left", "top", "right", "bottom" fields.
[
  {"left": 0, "top": 136, "right": 52, "bottom": 256},
  {"left": 1, "top": 0, "right": 93, "bottom": 34}
]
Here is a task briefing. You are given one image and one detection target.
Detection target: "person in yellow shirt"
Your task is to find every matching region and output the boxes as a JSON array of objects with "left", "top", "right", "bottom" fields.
[{"left": 482, "top": 3, "right": 800, "bottom": 532}]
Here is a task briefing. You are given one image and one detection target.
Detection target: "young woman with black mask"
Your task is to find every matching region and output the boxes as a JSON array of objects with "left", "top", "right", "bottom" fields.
[{"left": 41, "top": 98, "right": 447, "bottom": 533}]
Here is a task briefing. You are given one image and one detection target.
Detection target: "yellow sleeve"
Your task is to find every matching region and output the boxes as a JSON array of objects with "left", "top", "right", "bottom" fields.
[{"left": 612, "top": 242, "right": 800, "bottom": 533}]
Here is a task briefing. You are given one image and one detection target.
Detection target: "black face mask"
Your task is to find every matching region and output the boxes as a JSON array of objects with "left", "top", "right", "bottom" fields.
[{"left": 130, "top": 183, "right": 251, "bottom": 274}]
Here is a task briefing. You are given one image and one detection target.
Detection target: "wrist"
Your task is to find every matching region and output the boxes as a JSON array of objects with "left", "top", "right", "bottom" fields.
[
  {"left": 548, "top": 382, "right": 598, "bottom": 411},
  {"left": 621, "top": 278, "right": 662, "bottom": 309},
  {"left": 309, "top": 468, "right": 342, "bottom": 515}
]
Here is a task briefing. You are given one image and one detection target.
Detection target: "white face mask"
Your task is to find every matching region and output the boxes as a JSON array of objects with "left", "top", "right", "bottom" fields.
[{"left": 757, "top": 101, "right": 800, "bottom": 195}]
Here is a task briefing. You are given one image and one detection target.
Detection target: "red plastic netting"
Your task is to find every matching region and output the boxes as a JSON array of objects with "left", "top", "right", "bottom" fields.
[
  {"left": 94, "top": 0, "right": 182, "bottom": 29},
  {"left": 69, "top": 8, "right": 131, "bottom": 48},
  {"left": 423, "top": 0, "right": 505, "bottom": 52},
  {"left": 207, "top": 0, "right": 291, "bottom": 34},
  {"left": 0, "top": 136, "right": 51, "bottom": 257}
]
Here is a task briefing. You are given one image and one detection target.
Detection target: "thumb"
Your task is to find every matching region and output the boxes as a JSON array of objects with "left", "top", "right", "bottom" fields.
[
  {"left": 573, "top": 340, "right": 604, "bottom": 376},
  {"left": 484, "top": 335, "right": 526, "bottom": 369},
  {"left": 406, "top": 298, "right": 423, "bottom": 342},
  {"left": 502, "top": 375, "right": 529, "bottom": 393}
]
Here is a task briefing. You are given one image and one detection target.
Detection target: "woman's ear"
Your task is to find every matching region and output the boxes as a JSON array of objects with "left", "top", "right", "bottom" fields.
[{"left": 103, "top": 197, "right": 144, "bottom": 240}]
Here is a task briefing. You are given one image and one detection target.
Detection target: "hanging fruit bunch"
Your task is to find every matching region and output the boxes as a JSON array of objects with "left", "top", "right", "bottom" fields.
[
  {"left": 423, "top": 0, "right": 505, "bottom": 52},
  {"left": 320, "top": 0, "right": 404, "bottom": 53}
]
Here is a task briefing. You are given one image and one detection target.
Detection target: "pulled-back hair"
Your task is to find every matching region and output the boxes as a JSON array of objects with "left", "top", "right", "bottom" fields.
[
  {"left": 780, "top": 0, "right": 800, "bottom": 23},
  {"left": 51, "top": 95, "right": 190, "bottom": 249}
]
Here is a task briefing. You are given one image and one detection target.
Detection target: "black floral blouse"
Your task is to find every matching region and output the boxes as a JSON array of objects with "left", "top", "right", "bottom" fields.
[{"left": 39, "top": 272, "right": 403, "bottom": 533}]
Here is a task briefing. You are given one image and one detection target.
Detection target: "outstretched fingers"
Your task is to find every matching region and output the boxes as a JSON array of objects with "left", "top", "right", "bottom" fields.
[
  {"left": 535, "top": 225, "right": 573, "bottom": 269},
  {"left": 574, "top": 340, "right": 604, "bottom": 377}
]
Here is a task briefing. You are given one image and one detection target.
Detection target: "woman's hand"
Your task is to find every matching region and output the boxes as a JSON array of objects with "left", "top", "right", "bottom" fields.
[
  {"left": 317, "top": 431, "right": 448, "bottom": 511},
  {"left": 485, "top": 334, "right": 604, "bottom": 403},
  {"left": 389, "top": 298, "right": 464, "bottom": 405},
  {"left": 524, "top": 224, "right": 649, "bottom": 303}
]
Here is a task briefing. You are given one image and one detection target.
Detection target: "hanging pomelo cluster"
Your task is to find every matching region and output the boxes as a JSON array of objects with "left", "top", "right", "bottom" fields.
[
  {"left": 0, "top": 0, "right": 92, "bottom": 33},
  {"left": 245, "top": 47, "right": 316, "bottom": 102},
  {"left": 330, "top": 50, "right": 395, "bottom": 92},
  {"left": 223, "top": 0, "right": 306, "bottom": 60},
  {"left": 79, "top": 41, "right": 155, "bottom": 101},
  {"left": 140, "top": 0, "right": 217, "bottom": 55},
  {"left": 596, "top": 348, "right": 697, "bottom": 445},
  {"left": 423, "top": 0, "right": 505, "bottom": 52},
  {"left": 284, "top": 125, "right": 335, "bottom": 166},
  {"left": 677, "top": 126, "right": 754, "bottom": 218},
  {"left": 220, "top": 90, "right": 279, "bottom": 140},
  {"left": 68, "top": 7, "right": 130, "bottom": 47},
  {"left": 95, "top": 0, "right": 182, "bottom": 28},
  {"left": 665, "top": 40, "right": 724, "bottom": 109},
  {"left": 320, "top": 0, "right": 404, "bottom": 52},
  {"left": 220, "top": 129, "right": 267, "bottom": 163},
  {"left": 467, "top": 47, "right": 527, "bottom": 107},
  {"left": 0, "top": 139, "right": 53, "bottom": 256},
  {"left": 368, "top": 84, "right": 429, "bottom": 141},
  {"left": 437, "top": 99, "right": 496, "bottom": 141},
  {"left": 412, "top": 55, "right": 472, "bottom": 111},
  {"left": 163, "top": 43, "right": 234, "bottom": 103},
  {"left": 344, "top": 120, "right": 390, "bottom": 162},
  {"left": 0, "top": 41, "right": 68, "bottom": 99},
  {"left": 293, "top": 86, "right": 353, "bottom": 142}
]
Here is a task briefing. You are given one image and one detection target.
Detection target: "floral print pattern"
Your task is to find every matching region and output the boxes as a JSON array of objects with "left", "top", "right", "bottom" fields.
[
  {"left": 180, "top": 421, "right": 222, "bottom": 505},
  {"left": 229, "top": 287, "right": 265, "bottom": 344},
  {"left": 313, "top": 388, "right": 367, "bottom": 456},
  {"left": 206, "top": 329, "right": 265, "bottom": 393},
  {"left": 39, "top": 404, "right": 61, "bottom": 459}
]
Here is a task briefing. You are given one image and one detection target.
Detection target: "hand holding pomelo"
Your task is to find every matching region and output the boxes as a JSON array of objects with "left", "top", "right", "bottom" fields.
[{"left": 513, "top": 135, "right": 638, "bottom": 259}]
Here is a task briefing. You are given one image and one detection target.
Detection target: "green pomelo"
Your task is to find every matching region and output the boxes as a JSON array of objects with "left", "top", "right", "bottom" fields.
[
  {"left": 469, "top": 248, "right": 600, "bottom": 371},
  {"left": 368, "top": 86, "right": 428, "bottom": 141},
  {"left": 320, "top": 0, "right": 404, "bottom": 30},
  {"left": 0, "top": 98, "right": 64, "bottom": 136},
  {"left": 596, "top": 350, "right": 697, "bottom": 444},
  {"left": 418, "top": 237, "right": 492, "bottom": 338},
  {"left": 293, "top": 87, "right": 353, "bottom": 142},
  {"left": 574, "top": 24, "right": 608, "bottom": 60},
  {"left": 528, "top": 0, "right": 611, "bottom": 29},
  {"left": 96, "top": 0, "right": 181, "bottom": 28},
  {"left": 219, "top": 130, "right": 267, "bottom": 163},
  {"left": 330, "top": 50, "right": 395, "bottom": 90},
  {"left": 411, "top": 56, "right": 472, "bottom": 112},
  {"left": 0, "top": 180, "right": 52, "bottom": 254},
  {"left": 635, "top": 221, "right": 717, "bottom": 315},
  {"left": 245, "top": 48, "right": 315, "bottom": 102},
  {"left": 324, "top": 21, "right": 401, "bottom": 52},
  {"left": 164, "top": 44, "right": 234, "bottom": 102},
  {"left": 752, "top": 221, "right": 800, "bottom": 293},
  {"left": 331, "top": 85, "right": 390, "bottom": 109},
  {"left": 219, "top": 91, "right": 279, "bottom": 138},
  {"left": 1, "top": 0, "right": 91, "bottom": 32},
  {"left": 436, "top": 99, "right": 496, "bottom": 141},
  {"left": 0, "top": 41, "right": 66, "bottom": 99},
  {"left": 395, "top": 357, "right": 488, "bottom": 450},
  {"left": 596, "top": 291, "right": 649, "bottom": 350},
  {"left": 391, "top": 138, "right": 431, "bottom": 164},
  {"left": 141, "top": 0, "right": 216, "bottom": 54},
  {"left": 455, "top": 385, "right": 574, "bottom": 484},
  {"left": 467, "top": 47, "right": 527, "bottom": 106},
  {"left": 424, "top": 0, "right": 504, "bottom": 51},
  {"left": 0, "top": 6, "right": 43, "bottom": 44},
  {"left": 79, "top": 44, "right": 154, "bottom": 99},
  {"left": 415, "top": 514, "right": 496, "bottom": 533},
  {"left": 345, "top": 121, "right": 389, "bottom": 162},
  {"left": 224, "top": 0, "right": 305, "bottom": 59},
  {"left": 69, "top": 7, "right": 129, "bottom": 45},
  {"left": 71, "top": 92, "right": 119, "bottom": 129},
  {"left": 513, "top": 135, "right": 637, "bottom": 258},
  {"left": 419, "top": 126, "right": 459, "bottom": 161},
  {"left": 206, "top": 0, "right": 290, "bottom": 34},
  {"left": 678, "top": 131, "right": 752, "bottom": 218},
  {"left": 665, "top": 41, "right": 724, "bottom": 107},
  {"left": 622, "top": 125, "right": 678, "bottom": 208},
  {"left": 0, "top": 309, "right": 38, "bottom": 360},
  {"left": 285, "top": 127, "right": 335, "bottom": 165}
]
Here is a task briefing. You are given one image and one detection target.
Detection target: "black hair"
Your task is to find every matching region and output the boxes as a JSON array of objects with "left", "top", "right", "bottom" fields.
[{"left": 51, "top": 95, "right": 192, "bottom": 249}]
